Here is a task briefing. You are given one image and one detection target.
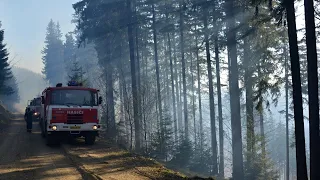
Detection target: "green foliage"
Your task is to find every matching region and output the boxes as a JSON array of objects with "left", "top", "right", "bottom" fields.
[
  {"left": 244, "top": 134, "right": 279, "bottom": 180},
  {"left": 188, "top": 144, "right": 213, "bottom": 176},
  {"left": 70, "top": 0, "right": 299, "bottom": 178},
  {"left": 0, "top": 25, "right": 14, "bottom": 96},
  {"left": 170, "top": 136, "right": 193, "bottom": 168},
  {"left": 42, "top": 19, "right": 64, "bottom": 85},
  {"left": 150, "top": 109, "right": 175, "bottom": 161},
  {"left": 0, "top": 76, "right": 20, "bottom": 111},
  {"left": 67, "top": 61, "right": 87, "bottom": 85},
  {"left": 64, "top": 32, "right": 76, "bottom": 73}
]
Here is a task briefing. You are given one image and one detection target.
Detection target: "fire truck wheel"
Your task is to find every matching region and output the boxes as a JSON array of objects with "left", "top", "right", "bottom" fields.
[{"left": 85, "top": 133, "right": 96, "bottom": 145}]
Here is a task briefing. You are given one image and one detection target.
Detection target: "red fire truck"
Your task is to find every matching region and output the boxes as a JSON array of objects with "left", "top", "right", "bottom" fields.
[
  {"left": 30, "top": 97, "right": 41, "bottom": 121},
  {"left": 40, "top": 81, "right": 102, "bottom": 145}
]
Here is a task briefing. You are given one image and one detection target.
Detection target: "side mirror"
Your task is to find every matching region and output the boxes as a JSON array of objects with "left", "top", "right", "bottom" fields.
[
  {"left": 41, "top": 96, "right": 45, "bottom": 104},
  {"left": 98, "top": 96, "right": 102, "bottom": 105}
]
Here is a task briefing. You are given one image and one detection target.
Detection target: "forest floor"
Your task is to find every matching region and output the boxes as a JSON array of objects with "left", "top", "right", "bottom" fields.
[{"left": 0, "top": 110, "right": 212, "bottom": 180}]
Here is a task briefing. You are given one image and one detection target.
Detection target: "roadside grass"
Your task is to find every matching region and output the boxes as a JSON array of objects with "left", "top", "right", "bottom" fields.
[{"left": 97, "top": 136, "right": 216, "bottom": 180}]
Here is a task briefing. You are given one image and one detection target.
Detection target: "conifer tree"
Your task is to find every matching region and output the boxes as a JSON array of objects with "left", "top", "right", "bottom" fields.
[
  {"left": 0, "top": 23, "right": 13, "bottom": 95},
  {"left": 68, "top": 61, "right": 87, "bottom": 85},
  {"left": 42, "top": 20, "right": 65, "bottom": 85},
  {"left": 64, "top": 32, "right": 76, "bottom": 76}
]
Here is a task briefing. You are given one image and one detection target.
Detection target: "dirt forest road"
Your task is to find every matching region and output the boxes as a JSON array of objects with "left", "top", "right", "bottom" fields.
[{"left": 0, "top": 115, "right": 186, "bottom": 180}]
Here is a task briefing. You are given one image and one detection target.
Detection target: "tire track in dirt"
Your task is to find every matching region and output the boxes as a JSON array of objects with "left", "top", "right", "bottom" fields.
[
  {"left": 61, "top": 145, "right": 103, "bottom": 180},
  {"left": 0, "top": 117, "right": 84, "bottom": 180},
  {"left": 0, "top": 115, "right": 185, "bottom": 180}
]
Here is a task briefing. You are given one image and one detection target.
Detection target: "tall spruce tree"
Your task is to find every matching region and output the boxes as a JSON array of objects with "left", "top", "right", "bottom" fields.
[
  {"left": 64, "top": 32, "right": 76, "bottom": 80},
  {"left": 42, "top": 20, "right": 65, "bottom": 86},
  {"left": 0, "top": 23, "right": 13, "bottom": 95}
]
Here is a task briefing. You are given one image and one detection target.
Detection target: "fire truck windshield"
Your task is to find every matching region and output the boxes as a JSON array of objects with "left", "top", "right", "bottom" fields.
[
  {"left": 51, "top": 89, "right": 98, "bottom": 106},
  {"left": 35, "top": 98, "right": 41, "bottom": 105}
]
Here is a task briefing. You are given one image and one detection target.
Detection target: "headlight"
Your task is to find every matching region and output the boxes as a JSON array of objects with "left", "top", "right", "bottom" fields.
[
  {"left": 52, "top": 125, "right": 57, "bottom": 131},
  {"left": 34, "top": 112, "right": 38, "bottom": 115},
  {"left": 93, "top": 125, "right": 98, "bottom": 130}
]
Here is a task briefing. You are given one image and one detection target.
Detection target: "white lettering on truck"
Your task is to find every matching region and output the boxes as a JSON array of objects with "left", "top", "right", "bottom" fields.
[{"left": 67, "top": 111, "right": 84, "bottom": 115}]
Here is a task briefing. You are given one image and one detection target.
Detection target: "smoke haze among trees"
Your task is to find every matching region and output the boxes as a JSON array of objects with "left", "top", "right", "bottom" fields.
[{"left": 1, "top": 0, "right": 320, "bottom": 179}]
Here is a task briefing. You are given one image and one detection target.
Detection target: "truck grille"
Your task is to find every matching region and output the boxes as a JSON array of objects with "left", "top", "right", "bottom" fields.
[{"left": 67, "top": 114, "right": 84, "bottom": 124}]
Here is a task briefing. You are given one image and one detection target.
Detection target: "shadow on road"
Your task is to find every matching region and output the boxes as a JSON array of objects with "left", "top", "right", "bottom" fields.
[{"left": 0, "top": 118, "right": 84, "bottom": 180}]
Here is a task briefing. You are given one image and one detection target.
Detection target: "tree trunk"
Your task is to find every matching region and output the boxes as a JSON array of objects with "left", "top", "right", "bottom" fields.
[
  {"left": 167, "top": 32, "right": 178, "bottom": 143},
  {"left": 196, "top": 30, "right": 203, "bottom": 153},
  {"left": 225, "top": 0, "right": 244, "bottom": 178},
  {"left": 152, "top": 3, "right": 164, "bottom": 154},
  {"left": 172, "top": 34, "right": 182, "bottom": 139},
  {"left": 119, "top": 76, "right": 125, "bottom": 136},
  {"left": 244, "top": 29, "right": 255, "bottom": 180},
  {"left": 190, "top": 43, "right": 196, "bottom": 145},
  {"left": 135, "top": 21, "right": 143, "bottom": 148},
  {"left": 285, "top": 1, "right": 308, "bottom": 179},
  {"left": 179, "top": 69, "right": 183, "bottom": 128},
  {"left": 285, "top": 43, "right": 290, "bottom": 180},
  {"left": 173, "top": 35, "right": 182, "bottom": 137},
  {"left": 215, "top": 36, "right": 224, "bottom": 178},
  {"left": 203, "top": 7, "right": 218, "bottom": 175},
  {"left": 259, "top": 108, "right": 266, "bottom": 160},
  {"left": 179, "top": 0, "right": 188, "bottom": 140},
  {"left": 304, "top": 0, "right": 320, "bottom": 179},
  {"left": 127, "top": 0, "right": 140, "bottom": 152},
  {"left": 106, "top": 65, "right": 116, "bottom": 138}
]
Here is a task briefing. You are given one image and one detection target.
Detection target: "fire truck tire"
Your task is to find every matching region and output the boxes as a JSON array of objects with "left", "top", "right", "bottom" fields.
[{"left": 85, "top": 133, "right": 96, "bottom": 145}]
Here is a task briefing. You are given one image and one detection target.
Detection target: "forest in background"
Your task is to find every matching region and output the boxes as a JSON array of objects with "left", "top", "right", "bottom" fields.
[
  {"left": 36, "top": 0, "right": 320, "bottom": 180},
  {"left": 0, "top": 21, "right": 19, "bottom": 112}
]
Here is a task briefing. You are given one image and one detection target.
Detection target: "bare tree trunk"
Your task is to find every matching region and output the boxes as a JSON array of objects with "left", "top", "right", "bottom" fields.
[
  {"left": 203, "top": 7, "right": 218, "bottom": 175},
  {"left": 195, "top": 30, "right": 203, "bottom": 153},
  {"left": 225, "top": 0, "right": 244, "bottom": 178},
  {"left": 164, "top": 39, "right": 171, "bottom": 109},
  {"left": 119, "top": 77, "right": 125, "bottom": 136},
  {"left": 127, "top": 0, "right": 140, "bottom": 151},
  {"left": 152, "top": 2, "right": 164, "bottom": 154},
  {"left": 173, "top": 35, "right": 182, "bottom": 138},
  {"left": 285, "top": 1, "right": 308, "bottom": 179},
  {"left": 106, "top": 65, "right": 116, "bottom": 138},
  {"left": 244, "top": 27, "right": 255, "bottom": 180},
  {"left": 285, "top": 44, "right": 290, "bottom": 180},
  {"left": 168, "top": 32, "right": 178, "bottom": 142},
  {"left": 259, "top": 108, "right": 266, "bottom": 158},
  {"left": 135, "top": 22, "right": 143, "bottom": 149},
  {"left": 179, "top": 72, "right": 183, "bottom": 127},
  {"left": 189, "top": 42, "right": 196, "bottom": 145},
  {"left": 215, "top": 36, "right": 224, "bottom": 179},
  {"left": 179, "top": 0, "right": 188, "bottom": 140},
  {"left": 304, "top": 0, "right": 320, "bottom": 179}
]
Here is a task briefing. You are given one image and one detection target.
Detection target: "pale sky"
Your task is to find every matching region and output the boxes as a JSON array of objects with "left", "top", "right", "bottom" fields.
[{"left": 0, "top": 0, "right": 78, "bottom": 74}]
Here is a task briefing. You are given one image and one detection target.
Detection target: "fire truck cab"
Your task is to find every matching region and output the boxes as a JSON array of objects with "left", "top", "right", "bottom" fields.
[{"left": 40, "top": 81, "right": 102, "bottom": 145}]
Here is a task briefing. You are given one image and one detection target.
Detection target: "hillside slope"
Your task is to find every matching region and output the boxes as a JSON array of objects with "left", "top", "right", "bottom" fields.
[{"left": 12, "top": 67, "right": 48, "bottom": 112}]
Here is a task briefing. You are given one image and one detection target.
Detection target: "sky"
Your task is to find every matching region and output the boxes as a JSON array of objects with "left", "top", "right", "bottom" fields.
[
  {"left": 0, "top": 0, "right": 78, "bottom": 74},
  {"left": 0, "top": 1, "right": 305, "bottom": 75}
]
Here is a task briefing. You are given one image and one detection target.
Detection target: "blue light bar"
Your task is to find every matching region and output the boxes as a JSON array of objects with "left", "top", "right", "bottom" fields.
[
  {"left": 68, "top": 81, "right": 78, "bottom": 86},
  {"left": 67, "top": 81, "right": 83, "bottom": 86}
]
